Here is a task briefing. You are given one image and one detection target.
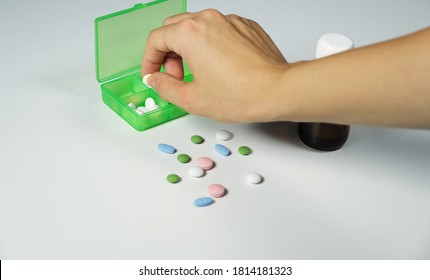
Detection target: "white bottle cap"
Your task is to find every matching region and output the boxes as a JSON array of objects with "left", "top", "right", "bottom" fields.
[{"left": 316, "top": 33, "right": 354, "bottom": 58}]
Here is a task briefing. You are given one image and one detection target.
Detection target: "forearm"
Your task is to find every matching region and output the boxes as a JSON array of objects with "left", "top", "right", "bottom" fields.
[
  {"left": 276, "top": 27, "right": 430, "bottom": 128},
  {"left": 141, "top": 10, "right": 430, "bottom": 128}
]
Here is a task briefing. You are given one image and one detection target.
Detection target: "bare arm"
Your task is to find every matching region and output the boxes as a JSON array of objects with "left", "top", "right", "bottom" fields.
[
  {"left": 141, "top": 10, "right": 430, "bottom": 128},
  {"left": 279, "top": 27, "right": 430, "bottom": 128}
]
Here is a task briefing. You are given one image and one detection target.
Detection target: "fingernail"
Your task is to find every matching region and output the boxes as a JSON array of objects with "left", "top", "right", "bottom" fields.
[{"left": 142, "top": 74, "right": 152, "bottom": 89}]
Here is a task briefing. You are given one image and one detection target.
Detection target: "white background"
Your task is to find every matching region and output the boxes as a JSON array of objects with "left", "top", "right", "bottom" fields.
[{"left": 0, "top": 0, "right": 429, "bottom": 259}]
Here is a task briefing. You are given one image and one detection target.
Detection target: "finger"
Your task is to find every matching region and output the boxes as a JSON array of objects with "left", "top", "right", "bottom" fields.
[
  {"left": 163, "top": 12, "right": 193, "bottom": 26},
  {"left": 141, "top": 24, "right": 184, "bottom": 77},
  {"left": 163, "top": 55, "right": 184, "bottom": 80},
  {"left": 142, "top": 9, "right": 225, "bottom": 76},
  {"left": 147, "top": 72, "right": 190, "bottom": 109}
]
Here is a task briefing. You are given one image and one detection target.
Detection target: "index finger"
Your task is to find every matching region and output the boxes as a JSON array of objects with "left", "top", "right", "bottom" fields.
[
  {"left": 141, "top": 13, "right": 194, "bottom": 76},
  {"left": 163, "top": 12, "right": 192, "bottom": 26}
]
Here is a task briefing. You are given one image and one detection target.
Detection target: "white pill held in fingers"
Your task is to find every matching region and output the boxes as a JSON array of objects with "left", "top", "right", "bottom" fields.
[
  {"left": 188, "top": 166, "right": 205, "bottom": 178},
  {"left": 246, "top": 172, "right": 263, "bottom": 184},
  {"left": 145, "top": 97, "right": 156, "bottom": 109},
  {"left": 142, "top": 74, "right": 152, "bottom": 88}
]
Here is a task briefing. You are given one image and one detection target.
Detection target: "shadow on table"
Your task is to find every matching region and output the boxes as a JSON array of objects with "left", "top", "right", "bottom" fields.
[{"left": 248, "top": 121, "right": 305, "bottom": 149}]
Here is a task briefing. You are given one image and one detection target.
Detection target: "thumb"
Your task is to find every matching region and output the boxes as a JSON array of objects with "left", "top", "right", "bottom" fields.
[{"left": 147, "top": 72, "right": 189, "bottom": 107}]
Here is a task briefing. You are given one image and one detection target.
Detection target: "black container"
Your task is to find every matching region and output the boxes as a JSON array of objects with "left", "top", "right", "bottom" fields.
[
  {"left": 298, "top": 123, "right": 349, "bottom": 151},
  {"left": 298, "top": 33, "right": 354, "bottom": 152}
]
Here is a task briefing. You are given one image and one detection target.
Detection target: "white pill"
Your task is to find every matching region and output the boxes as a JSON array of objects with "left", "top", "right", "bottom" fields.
[
  {"left": 135, "top": 106, "right": 149, "bottom": 115},
  {"left": 216, "top": 129, "right": 233, "bottom": 141},
  {"left": 145, "top": 97, "right": 156, "bottom": 109},
  {"left": 128, "top": 103, "right": 136, "bottom": 110},
  {"left": 142, "top": 74, "right": 152, "bottom": 88},
  {"left": 188, "top": 166, "right": 205, "bottom": 178},
  {"left": 246, "top": 172, "right": 263, "bottom": 184},
  {"left": 148, "top": 105, "right": 160, "bottom": 112}
]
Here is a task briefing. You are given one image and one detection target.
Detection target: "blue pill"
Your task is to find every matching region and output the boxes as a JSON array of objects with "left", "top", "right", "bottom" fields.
[
  {"left": 215, "top": 144, "right": 231, "bottom": 157},
  {"left": 194, "top": 197, "right": 215, "bottom": 207},
  {"left": 158, "top": 143, "right": 177, "bottom": 154}
]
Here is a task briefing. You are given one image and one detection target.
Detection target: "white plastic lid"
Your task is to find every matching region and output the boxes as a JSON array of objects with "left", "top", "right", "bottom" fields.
[{"left": 316, "top": 33, "right": 354, "bottom": 58}]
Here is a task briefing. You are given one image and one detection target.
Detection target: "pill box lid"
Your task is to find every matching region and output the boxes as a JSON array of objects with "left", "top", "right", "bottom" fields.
[{"left": 95, "top": 0, "right": 186, "bottom": 83}]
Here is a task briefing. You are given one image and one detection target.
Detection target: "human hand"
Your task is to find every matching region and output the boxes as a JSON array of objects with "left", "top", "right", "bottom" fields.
[{"left": 141, "top": 9, "right": 290, "bottom": 122}]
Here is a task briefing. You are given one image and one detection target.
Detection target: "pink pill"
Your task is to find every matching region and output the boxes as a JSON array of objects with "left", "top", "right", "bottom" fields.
[
  {"left": 208, "top": 184, "right": 226, "bottom": 198},
  {"left": 196, "top": 157, "right": 214, "bottom": 171}
]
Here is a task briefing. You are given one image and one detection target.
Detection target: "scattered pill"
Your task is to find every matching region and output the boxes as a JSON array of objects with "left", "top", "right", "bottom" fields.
[
  {"left": 246, "top": 172, "right": 263, "bottom": 184},
  {"left": 188, "top": 166, "right": 205, "bottom": 178},
  {"left": 142, "top": 74, "right": 152, "bottom": 88},
  {"left": 136, "top": 106, "right": 149, "bottom": 115},
  {"left": 194, "top": 197, "right": 215, "bottom": 207},
  {"left": 191, "top": 135, "right": 205, "bottom": 144},
  {"left": 128, "top": 102, "right": 136, "bottom": 110},
  {"left": 216, "top": 129, "right": 233, "bottom": 141},
  {"left": 238, "top": 146, "right": 252, "bottom": 156},
  {"left": 177, "top": 154, "right": 191, "bottom": 164},
  {"left": 215, "top": 144, "right": 231, "bottom": 157},
  {"left": 158, "top": 143, "right": 177, "bottom": 154},
  {"left": 208, "top": 184, "right": 226, "bottom": 198},
  {"left": 145, "top": 97, "right": 156, "bottom": 109},
  {"left": 196, "top": 157, "right": 214, "bottom": 171},
  {"left": 167, "top": 174, "right": 181, "bottom": 184}
]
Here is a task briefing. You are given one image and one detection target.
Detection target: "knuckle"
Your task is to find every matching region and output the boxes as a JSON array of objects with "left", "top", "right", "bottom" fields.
[
  {"left": 163, "top": 15, "right": 174, "bottom": 25},
  {"left": 177, "top": 18, "right": 199, "bottom": 33},
  {"left": 226, "top": 14, "right": 241, "bottom": 21},
  {"left": 147, "top": 28, "right": 159, "bottom": 41},
  {"left": 247, "top": 18, "right": 257, "bottom": 25},
  {"left": 201, "top": 9, "right": 224, "bottom": 20},
  {"left": 247, "top": 19, "right": 262, "bottom": 29},
  {"left": 163, "top": 12, "right": 191, "bottom": 25}
]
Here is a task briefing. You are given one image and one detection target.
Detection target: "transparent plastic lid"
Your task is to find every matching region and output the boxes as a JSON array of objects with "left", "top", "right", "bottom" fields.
[{"left": 95, "top": 0, "right": 186, "bottom": 83}]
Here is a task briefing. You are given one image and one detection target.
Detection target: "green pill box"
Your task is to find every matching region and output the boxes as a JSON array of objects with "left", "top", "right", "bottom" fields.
[{"left": 95, "top": 0, "right": 192, "bottom": 131}]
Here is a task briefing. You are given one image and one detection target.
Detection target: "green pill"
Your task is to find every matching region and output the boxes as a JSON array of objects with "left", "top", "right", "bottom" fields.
[
  {"left": 167, "top": 174, "right": 181, "bottom": 184},
  {"left": 238, "top": 146, "right": 252, "bottom": 156},
  {"left": 177, "top": 154, "right": 191, "bottom": 163},
  {"left": 191, "top": 135, "right": 204, "bottom": 144}
]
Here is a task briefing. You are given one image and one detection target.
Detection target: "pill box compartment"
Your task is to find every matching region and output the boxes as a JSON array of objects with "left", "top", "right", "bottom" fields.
[{"left": 95, "top": 0, "right": 191, "bottom": 131}]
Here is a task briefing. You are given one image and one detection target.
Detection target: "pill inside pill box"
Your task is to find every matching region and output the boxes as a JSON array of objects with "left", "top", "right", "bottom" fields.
[{"left": 94, "top": 0, "right": 193, "bottom": 131}]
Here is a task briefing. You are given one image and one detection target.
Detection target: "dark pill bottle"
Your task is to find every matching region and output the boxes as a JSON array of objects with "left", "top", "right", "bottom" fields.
[{"left": 298, "top": 33, "right": 354, "bottom": 151}]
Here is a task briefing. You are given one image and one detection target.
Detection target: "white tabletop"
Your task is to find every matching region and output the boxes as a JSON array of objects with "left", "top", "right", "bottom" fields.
[{"left": 1, "top": 0, "right": 429, "bottom": 259}]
